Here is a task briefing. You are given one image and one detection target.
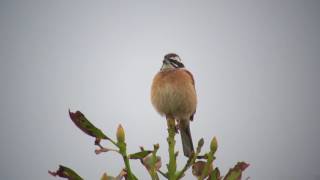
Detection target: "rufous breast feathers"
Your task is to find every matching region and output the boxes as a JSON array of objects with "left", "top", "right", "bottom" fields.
[{"left": 151, "top": 69, "right": 197, "bottom": 120}]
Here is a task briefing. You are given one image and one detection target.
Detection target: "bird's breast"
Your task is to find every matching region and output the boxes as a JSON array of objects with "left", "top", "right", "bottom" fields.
[{"left": 151, "top": 69, "right": 197, "bottom": 119}]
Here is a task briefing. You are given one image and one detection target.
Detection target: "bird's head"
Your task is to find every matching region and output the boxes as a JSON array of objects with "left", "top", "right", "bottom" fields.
[{"left": 161, "top": 53, "right": 185, "bottom": 71}]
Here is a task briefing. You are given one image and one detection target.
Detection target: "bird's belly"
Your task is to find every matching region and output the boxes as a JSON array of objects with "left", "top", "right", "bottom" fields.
[{"left": 151, "top": 83, "right": 196, "bottom": 119}]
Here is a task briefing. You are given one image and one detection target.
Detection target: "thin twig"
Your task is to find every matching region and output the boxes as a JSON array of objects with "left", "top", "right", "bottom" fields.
[
  {"left": 176, "top": 138, "right": 204, "bottom": 179},
  {"left": 157, "top": 169, "right": 168, "bottom": 179},
  {"left": 176, "top": 153, "right": 196, "bottom": 179}
]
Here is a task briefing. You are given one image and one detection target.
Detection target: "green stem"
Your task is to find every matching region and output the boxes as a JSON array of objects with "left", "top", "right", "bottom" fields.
[
  {"left": 149, "top": 168, "right": 160, "bottom": 180},
  {"left": 176, "top": 153, "right": 196, "bottom": 179},
  {"left": 149, "top": 160, "right": 159, "bottom": 180},
  {"left": 118, "top": 142, "right": 136, "bottom": 180},
  {"left": 149, "top": 149, "right": 160, "bottom": 180},
  {"left": 176, "top": 138, "right": 204, "bottom": 179},
  {"left": 167, "top": 117, "right": 177, "bottom": 180},
  {"left": 107, "top": 138, "right": 118, "bottom": 147},
  {"left": 199, "top": 153, "right": 214, "bottom": 180}
]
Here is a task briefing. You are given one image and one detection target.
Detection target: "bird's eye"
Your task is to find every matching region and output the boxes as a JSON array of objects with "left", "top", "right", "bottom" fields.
[
  {"left": 168, "top": 58, "right": 184, "bottom": 68},
  {"left": 170, "top": 56, "right": 181, "bottom": 62}
]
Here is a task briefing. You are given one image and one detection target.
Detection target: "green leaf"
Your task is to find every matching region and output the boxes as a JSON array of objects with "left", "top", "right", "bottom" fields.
[
  {"left": 129, "top": 150, "right": 152, "bottom": 159},
  {"left": 223, "top": 162, "right": 249, "bottom": 180},
  {"left": 69, "top": 110, "right": 108, "bottom": 139},
  {"left": 49, "top": 165, "right": 83, "bottom": 180}
]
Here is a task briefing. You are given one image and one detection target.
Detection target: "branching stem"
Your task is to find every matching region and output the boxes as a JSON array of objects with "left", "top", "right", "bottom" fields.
[
  {"left": 149, "top": 145, "right": 160, "bottom": 180},
  {"left": 176, "top": 153, "right": 197, "bottom": 179},
  {"left": 199, "top": 153, "right": 214, "bottom": 180},
  {"left": 118, "top": 142, "right": 137, "bottom": 180}
]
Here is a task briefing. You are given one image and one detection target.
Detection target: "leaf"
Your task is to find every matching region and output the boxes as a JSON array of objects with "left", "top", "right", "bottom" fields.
[
  {"left": 142, "top": 155, "right": 162, "bottom": 171},
  {"left": 129, "top": 150, "right": 152, "bottom": 159},
  {"left": 69, "top": 110, "right": 108, "bottom": 139},
  {"left": 192, "top": 161, "right": 207, "bottom": 177},
  {"left": 48, "top": 165, "right": 83, "bottom": 180},
  {"left": 223, "top": 162, "right": 249, "bottom": 180}
]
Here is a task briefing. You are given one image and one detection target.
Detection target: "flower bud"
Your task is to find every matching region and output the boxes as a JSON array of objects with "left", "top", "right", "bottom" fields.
[
  {"left": 116, "top": 124, "right": 125, "bottom": 143},
  {"left": 100, "top": 173, "right": 108, "bottom": 180},
  {"left": 210, "top": 137, "right": 218, "bottom": 153},
  {"left": 198, "top": 138, "right": 204, "bottom": 148}
]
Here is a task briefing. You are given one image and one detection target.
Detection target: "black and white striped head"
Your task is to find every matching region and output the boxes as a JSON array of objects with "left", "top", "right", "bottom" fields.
[{"left": 161, "top": 53, "right": 185, "bottom": 71}]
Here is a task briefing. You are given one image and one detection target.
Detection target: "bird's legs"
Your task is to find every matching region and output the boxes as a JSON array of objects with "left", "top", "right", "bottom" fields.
[
  {"left": 175, "top": 119, "right": 181, "bottom": 134},
  {"left": 166, "top": 115, "right": 179, "bottom": 134}
]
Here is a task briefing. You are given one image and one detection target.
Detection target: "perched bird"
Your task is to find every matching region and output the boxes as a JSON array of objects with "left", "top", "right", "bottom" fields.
[{"left": 151, "top": 53, "right": 197, "bottom": 157}]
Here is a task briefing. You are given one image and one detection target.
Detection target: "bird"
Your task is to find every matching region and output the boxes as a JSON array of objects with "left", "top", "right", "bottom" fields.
[{"left": 151, "top": 53, "right": 197, "bottom": 157}]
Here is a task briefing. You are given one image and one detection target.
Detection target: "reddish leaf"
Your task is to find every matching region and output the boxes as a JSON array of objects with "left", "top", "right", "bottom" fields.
[
  {"left": 49, "top": 165, "right": 83, "bottom": 180},
  {"left": 69, "top": 110, "right": 108, "bottom": 139},
  {"left": 129, "top": 150, "right": 152, "bottom": 159},
  {"left": 224, "top": 162, "right": 249, "bottom": 180}
]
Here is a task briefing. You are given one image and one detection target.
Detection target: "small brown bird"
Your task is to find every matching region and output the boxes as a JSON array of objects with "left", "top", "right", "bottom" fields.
[{"left": 151, "top": 53, "right": 197, "bottom": 157}]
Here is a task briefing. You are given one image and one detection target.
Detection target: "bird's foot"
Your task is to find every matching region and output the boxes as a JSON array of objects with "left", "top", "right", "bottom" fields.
[{"left": 175, "top": 124, "right": 179, "bottom": 134}]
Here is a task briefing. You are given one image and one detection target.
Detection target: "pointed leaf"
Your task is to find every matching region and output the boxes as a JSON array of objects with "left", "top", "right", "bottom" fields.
[
  {"left": 49, "top": 165, "right": 83, "bottom": 180},
  {"left": 223, "top": 162, "right": 249, "bottom": 180},
  {"left": 129, "top": 150, "right": 152, "bottom": 159},
  {"left": 69, "top": 110, "right": 108, "bottom": 139}
]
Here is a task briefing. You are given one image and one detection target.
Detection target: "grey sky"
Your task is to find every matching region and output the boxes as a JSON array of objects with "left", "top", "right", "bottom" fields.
[{"left": 1, "top": 0, "right": 320, "bottom": 179}]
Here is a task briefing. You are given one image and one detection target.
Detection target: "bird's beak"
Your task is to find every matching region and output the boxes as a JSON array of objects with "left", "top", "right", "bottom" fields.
[{"left": 161, "top": 59, "right": 169, "bottom": 70}]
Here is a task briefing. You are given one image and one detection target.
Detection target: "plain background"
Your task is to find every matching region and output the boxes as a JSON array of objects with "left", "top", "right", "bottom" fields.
[{"left": 1, "top": 0, "right": 320, "bottom": 179}]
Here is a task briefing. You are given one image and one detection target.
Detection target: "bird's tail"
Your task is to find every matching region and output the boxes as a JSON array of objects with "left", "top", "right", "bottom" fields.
[{"left": 180, "top": 120, "right": 194, "bottom": 157}]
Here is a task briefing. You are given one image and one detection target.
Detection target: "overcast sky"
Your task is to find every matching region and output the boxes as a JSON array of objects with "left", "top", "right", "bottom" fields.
[{"left": 1, "top": 1, "right": 320, "bottom": 180}]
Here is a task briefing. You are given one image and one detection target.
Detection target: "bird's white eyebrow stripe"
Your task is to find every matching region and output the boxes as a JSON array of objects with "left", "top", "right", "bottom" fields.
[
  {"left": 170, "top": 56, "right": 181, "bottom": 62},
  {"left": 170, "top": 61, "right": 179, "bottom": 68},
  {"left": 169, "top": 59, "right": 184, "bottom": 68}
]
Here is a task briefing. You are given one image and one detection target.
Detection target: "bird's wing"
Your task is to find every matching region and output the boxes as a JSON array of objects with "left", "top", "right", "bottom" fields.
[
  {"left": 181, "top": 69, "right": 197, "bottom": 121},
  {"left": 182, "top": 69, "right": 195, "bottom": 86}
]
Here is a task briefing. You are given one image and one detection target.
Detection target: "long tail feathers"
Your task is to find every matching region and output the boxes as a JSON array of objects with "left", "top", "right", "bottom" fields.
[{"left": 180, "top": 120, "right": 194, "bottom": 157}]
